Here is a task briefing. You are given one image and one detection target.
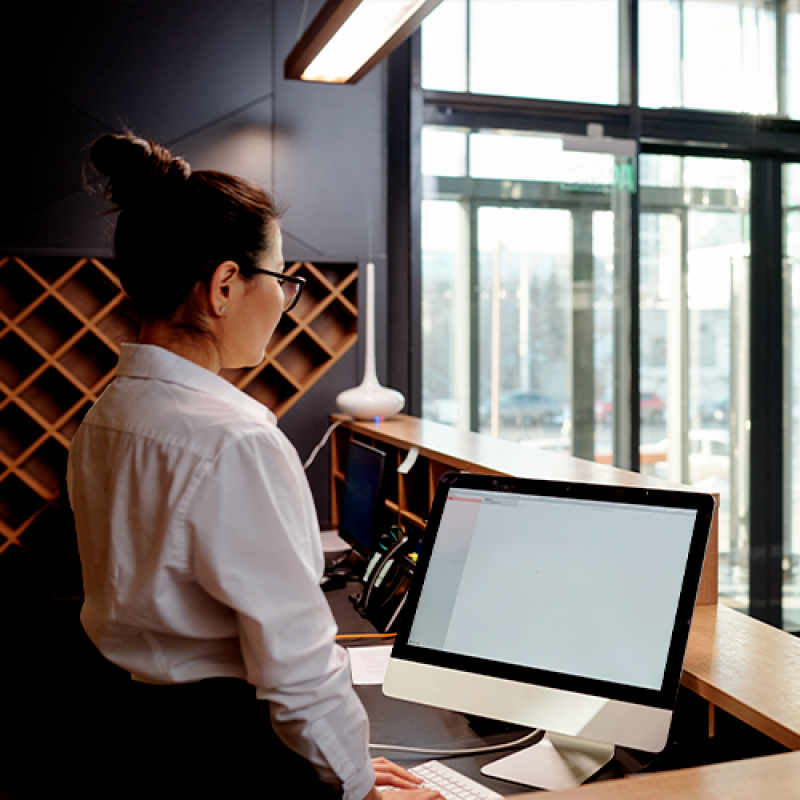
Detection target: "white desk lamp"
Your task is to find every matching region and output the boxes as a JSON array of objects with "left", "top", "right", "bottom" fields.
[{"left": 336, "top": 261, "right": 405, "bottom": 420}]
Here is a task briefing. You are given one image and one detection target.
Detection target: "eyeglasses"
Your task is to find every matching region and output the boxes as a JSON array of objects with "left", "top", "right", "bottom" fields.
[{"left": 252, "top": 268, "right": 306, "bottom": 312}]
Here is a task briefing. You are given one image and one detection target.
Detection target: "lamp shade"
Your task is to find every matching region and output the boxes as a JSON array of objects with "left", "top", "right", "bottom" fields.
[
  {"left": 336, "top": 262, "right": 404, "bottom": 420},
  {"left": 285, "top": 0, "right": 444, "bottom": 84}
]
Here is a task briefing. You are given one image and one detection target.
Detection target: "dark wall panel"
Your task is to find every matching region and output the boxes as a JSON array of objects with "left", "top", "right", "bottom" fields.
[
  {"left": 3, "top": 0, "right": 389, "bottom": 521},
  {"left": 7, "top": 2, "right": 276, "bottom": 250},
  {"left": 272, "top": 2, "right": 389, "bottom": 524}
]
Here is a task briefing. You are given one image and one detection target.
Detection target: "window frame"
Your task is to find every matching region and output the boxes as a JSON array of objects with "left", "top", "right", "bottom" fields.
[{"left": 387, "top": 1, "right": 800, "bottom": 630}]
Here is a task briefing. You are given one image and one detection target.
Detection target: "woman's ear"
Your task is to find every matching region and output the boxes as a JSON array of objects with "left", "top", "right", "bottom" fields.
[{"left": 209, "top": 261, "right": 240, "bottom": 316}]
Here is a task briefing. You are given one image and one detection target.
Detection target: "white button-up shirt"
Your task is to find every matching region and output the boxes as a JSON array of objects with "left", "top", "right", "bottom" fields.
[{"left": 66, "top": 343, "right": 375, "bottom": 800}]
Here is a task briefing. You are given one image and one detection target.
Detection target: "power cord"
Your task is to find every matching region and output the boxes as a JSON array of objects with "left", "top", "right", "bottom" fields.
[
  {"left": 304, "top": 420, "right": 342, "bottom": 470},
  {"left": 369, "top": 728, "right": 542, "bottom": 757}
]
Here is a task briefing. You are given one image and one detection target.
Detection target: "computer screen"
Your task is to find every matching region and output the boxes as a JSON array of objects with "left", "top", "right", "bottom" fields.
[
  {"left": 383, "top": 472, "right": 714, "bottom": 790},
  {"left": 337, "top": 440, "right": 386, "bottom": 558}
]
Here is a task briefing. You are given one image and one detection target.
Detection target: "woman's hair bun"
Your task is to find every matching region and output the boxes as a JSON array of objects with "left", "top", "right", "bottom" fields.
[{"left": 90, "top": 133, "right": 191, "bottom": 209}]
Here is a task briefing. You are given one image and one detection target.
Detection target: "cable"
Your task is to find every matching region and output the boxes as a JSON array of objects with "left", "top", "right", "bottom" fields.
[
  {"left": 304, "top": 420, "right": 342, "bottom": 470},
  {"left": 359, "top": 533, "right": 408, "bottom": 612},
  {"left": 369, "top": 728, "right": 542, "bottom": 757}
]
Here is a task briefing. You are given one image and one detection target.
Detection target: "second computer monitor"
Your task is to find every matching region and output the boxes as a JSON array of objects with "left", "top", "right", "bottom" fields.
[{"left": 338, "top": 439, "right": 387, "bottom": 558}]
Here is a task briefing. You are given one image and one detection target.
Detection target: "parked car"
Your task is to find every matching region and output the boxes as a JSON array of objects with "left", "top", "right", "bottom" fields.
[
  {"left": 479, "top": 391, "right": 564, "bottom": 427},
  {"left": 649, "top": 429, "right": 730, "bottom": 484},
  {"left": 689, "top": 429, "right": 730, "bottom": 483},
  {"left": 699, "top": 397, "right": 728, "bottom": 426},
  {"left": 595, "top": 392, "right": 665, "bottom": 425}
]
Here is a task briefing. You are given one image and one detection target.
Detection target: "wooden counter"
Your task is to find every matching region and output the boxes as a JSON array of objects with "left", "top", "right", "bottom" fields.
[
  {"left": 331, "top": 414, "right": 718, "bottom": 604},
  {"left": 683, "top": 604, "right": 800, "bottom": 750},
  {"left": 331, "top": 415, "right": 800, "bottom": 747},
  {"left": 512, "top": 750, "right": 800, "bottom": 799}
]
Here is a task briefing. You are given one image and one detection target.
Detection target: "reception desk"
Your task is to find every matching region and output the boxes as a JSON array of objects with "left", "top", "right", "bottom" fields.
[
  {"left": 533, "top": 750, "right": 800, "bottom": 799},
  {"left": 330, "top": 414, "right": 800, "bottom": 796}
]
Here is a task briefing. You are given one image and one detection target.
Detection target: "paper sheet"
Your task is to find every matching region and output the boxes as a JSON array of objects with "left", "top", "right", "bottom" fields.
[{"left": 348, "top": 644, "right": 393, "bottom": 685}]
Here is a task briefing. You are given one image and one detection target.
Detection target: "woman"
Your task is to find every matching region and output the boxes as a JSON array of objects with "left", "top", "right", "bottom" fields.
[{"left": 66, "top": 133, "right": 442, "bottom": 799}]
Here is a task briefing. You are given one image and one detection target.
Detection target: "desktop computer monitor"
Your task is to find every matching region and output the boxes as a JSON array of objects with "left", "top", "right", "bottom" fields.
[
  {"left": 383, "top": 472, "right": 715, "bottom": 791},
  {"left": 337, "top": 439, "right": 387, "bottom": 559}
]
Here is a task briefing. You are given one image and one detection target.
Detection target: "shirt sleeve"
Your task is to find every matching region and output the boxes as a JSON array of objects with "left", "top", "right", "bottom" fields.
[{"left": 186, "top": 428, "right": 376, "bottom": 800}]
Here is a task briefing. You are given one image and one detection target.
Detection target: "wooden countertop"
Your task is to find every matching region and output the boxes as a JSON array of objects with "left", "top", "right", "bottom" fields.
[
  {"left": 510, "top": 750, "right": 800, "bottom": 799},
  {"left": 337, "top": 414, "right": 719, "bottom": 604},
  {"left": 337, "top": 414, "right": 678, "bottom": 487},
  {"left": 683, "top": 604, "right": 800, "bottom": 750}
]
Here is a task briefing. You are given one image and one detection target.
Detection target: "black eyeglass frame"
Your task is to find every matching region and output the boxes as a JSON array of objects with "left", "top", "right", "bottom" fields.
[{"left": 252, "top": 267, "right": 306, "bottom": 312}]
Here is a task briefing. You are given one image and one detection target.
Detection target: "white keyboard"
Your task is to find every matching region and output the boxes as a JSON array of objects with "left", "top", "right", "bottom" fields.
[{"left": 394, "top": 760, "right": 503, "bottom": 799}]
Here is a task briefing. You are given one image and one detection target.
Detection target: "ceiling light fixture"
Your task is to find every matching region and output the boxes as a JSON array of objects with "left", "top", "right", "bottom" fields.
[{"left": 285, "top": 0, "right": 444, "bottom": 84}]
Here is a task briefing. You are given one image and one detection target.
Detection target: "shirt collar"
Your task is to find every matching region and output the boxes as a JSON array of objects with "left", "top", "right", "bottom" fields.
[{"left": 116, "top": 343, "right": 277, "bottom": 423}]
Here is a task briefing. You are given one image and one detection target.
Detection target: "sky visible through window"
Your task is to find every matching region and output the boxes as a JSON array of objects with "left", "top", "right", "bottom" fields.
[{"left": 422, "top": 0, "right": 795, "bottom": 115}]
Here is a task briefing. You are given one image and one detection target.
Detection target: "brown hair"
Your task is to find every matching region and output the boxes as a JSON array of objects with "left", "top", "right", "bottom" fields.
[{"left": 89, "top": 133, "right": 282, "bottom": 324}]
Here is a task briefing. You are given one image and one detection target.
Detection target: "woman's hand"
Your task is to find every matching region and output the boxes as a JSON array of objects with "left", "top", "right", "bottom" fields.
[
  {"left": 371, "top": 757, "right": 424, "bottom": 790},
  {"left": 361, "top": 757, "right": 444, "bottom": 799}
]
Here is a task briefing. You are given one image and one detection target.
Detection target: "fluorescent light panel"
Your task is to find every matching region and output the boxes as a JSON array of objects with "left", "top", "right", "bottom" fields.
[{"left": 286, "top": 0, "right": 444, "bottom": 84}]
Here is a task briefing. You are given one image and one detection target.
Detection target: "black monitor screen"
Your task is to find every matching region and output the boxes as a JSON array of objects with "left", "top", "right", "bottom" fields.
[{"left": 339, "top": 440, "right": 386, "bottom": 557}]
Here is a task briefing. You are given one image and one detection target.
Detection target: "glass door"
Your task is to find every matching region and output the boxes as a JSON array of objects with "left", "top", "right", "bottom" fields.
[
  {"left": 474, "top": 205, "right": 623, "bottom": 464},
  {"left": 422, "top": 127, "right": 634, "bottom": 467},
  {"left": 640, "top": 155, "right": 751, "bottom": 611},
  {"left": 785, "top": 162, "right": 800, "bottom": 631}
]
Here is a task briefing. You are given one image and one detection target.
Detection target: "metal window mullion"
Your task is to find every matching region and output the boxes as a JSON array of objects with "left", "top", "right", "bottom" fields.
[
  {"left": 619, "top": 0, "right": 633, "bottom": 107},
  {"left": 387, "top": 31, "right": 424, "bottom": 415},
  {"left": 469, "top": 198, "right": 481, "bottom": 432},
  {"left": 614, "top": 162, "right": 636, "bottom": 471},
  {"left": 572, "top": 208, "right": 596, "bottom": 462},
  {"left": 665, "top": 206, "right": 690, "bottom": 486},
  {"left": 777, "top": 0, "right": 787, "bottom": 118},
  {"left": 750, "top": 156, "right": 784, "bottom": 627},
  {"left": 782, "top": 236, "right": 793, "bottom": 609}
]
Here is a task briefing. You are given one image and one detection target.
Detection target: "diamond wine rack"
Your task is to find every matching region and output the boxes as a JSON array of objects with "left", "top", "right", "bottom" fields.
[{"left": 0, "top": 255, "right": 358, "bottom": 555}]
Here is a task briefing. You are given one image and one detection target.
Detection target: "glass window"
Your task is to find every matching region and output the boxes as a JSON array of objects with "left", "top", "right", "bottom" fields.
[
  {"left": 641, "top": 154, "right": 751, "bottom": 193},
  {"left": 422, "top": 199, "right": 471, "bottom": 428},
  {"left": 422, "top": 0, "right": 621, "bottom": 105},
  {"left": 421, "top": 0, "right": 467, "bottom": 92},
  {"left": 785, "top": 161, "right": 800, "bottom": 632},
  {"left": 423, "top": 0, "right": 799, "bottom": 119},
  {"left": 787, "top": 159, "right": 800, "bottom": 207},
  {"left": 640, "top": 155, "right": 751, "bottom": 614},
  {"left": 422, "top": 127, "right": 468, "bottom": 177},
  {"left": 789, "top": 1, "right": 800, "bottom": 118},
  {"left": 639, "top": 0, "right": 777, "bottom": 115},
  {"left": 422, "top": 127, "right": 633, "bottom": 469},
  {"left": 469, "top": 132, "right": 616, "bottom": 184},
  {"left": 419, "top": 0, "right": 799, "bottom": 627},
  {"left": 476, "top": 206, "right": 572, "bottom": 441}
]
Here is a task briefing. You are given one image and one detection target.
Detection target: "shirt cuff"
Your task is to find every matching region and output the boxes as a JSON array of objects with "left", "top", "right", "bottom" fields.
[
  {"left": 343, "top": 767, "right": 376, "bottom": 800},
  {"left": 310, "top": 715, "right": 376, "bottom": 800}
]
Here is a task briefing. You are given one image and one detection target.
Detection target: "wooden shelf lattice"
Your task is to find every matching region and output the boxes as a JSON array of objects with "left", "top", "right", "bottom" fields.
[{"left": 0, "top": 256, "right": 358, "bottom": 555}]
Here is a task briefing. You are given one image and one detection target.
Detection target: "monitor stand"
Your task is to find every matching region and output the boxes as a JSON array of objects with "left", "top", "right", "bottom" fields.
[{"left": 480, "top": 732, "right": 615, "bottom": 791}]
